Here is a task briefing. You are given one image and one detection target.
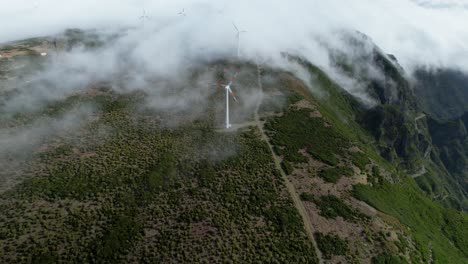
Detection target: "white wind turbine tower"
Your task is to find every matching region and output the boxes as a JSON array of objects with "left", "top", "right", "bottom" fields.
[
  {"left": 233, "top": 23, "right": 247, "bottom": 58},
  {"left": 221, "top": 73, "right": 239, "bottom": 129}
]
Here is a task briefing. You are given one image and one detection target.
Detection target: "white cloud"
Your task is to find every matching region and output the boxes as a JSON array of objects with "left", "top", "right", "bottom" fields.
[
  {"left": 1, "top": 0, "right": 467, "bottom": 72},
  {"left": 413, "top": 0, "right": 468, "bottom": 9},
  {"left": 1, "top": 0, "right": 468, "bottom": 114}
]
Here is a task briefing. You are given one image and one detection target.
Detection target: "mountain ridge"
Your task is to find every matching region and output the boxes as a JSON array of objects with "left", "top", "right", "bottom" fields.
[{"left": 0, "top": 31, "right": 467, "bottom": 263}]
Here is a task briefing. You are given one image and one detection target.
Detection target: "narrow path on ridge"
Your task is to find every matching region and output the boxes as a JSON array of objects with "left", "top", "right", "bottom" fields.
[{"left": 254, "top": 62, "right": 323, "bottom": 263}]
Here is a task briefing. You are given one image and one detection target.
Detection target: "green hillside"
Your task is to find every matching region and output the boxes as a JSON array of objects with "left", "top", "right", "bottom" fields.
[{"left": 0, "top": 34, "right": 467, "bottom": 263}]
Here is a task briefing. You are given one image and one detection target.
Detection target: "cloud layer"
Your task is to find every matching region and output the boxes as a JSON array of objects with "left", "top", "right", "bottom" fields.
[
  {"left": 1, "top": 0, "right": 468, "bottom": 72},
  {"left": 1, "top": 0, "right": 467, "bottom": 190}
]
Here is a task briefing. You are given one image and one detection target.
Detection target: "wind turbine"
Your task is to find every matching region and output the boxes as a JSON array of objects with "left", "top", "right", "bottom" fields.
[
  {"left": 233, "top": 23, "right": 247, "bottom": 58},
  {"left": 219, "top": 72, "right": 239, "bottom": 129},
  {"left": 139, "top": 10, "right": 150, "bottom": 23},
  {"left": 178, "top": 8, "right": 186, "bottom": 16}
]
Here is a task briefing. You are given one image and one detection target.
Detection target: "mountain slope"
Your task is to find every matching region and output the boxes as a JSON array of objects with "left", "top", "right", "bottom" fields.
[
  {"left": 0, "top": 34, "right": 467, "bottom": 263},
  {"left": 326, "top": 34, "right": 468, "bottom": 211},
  {"left": 414, "top": 68, "right": 468, "bottom": 120},
  {"left": 289, "top": 57, "right": 468, "bottom": 263}
]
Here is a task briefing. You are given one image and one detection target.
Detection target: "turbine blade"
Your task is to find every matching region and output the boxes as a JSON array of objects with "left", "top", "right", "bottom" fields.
[
  {"left": 229, "top": 89, "right": 238, "bottom": 102},
  {"left": 232, "top": 22, "right": 239, "bottom": 32}
]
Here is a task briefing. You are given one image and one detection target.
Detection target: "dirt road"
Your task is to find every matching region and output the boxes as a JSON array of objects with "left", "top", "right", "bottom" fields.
[{"left": 254, "top": 62, "right": 323, "bottom": 263}]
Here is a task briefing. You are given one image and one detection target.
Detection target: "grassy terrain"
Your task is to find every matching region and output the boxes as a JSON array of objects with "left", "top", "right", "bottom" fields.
[
  {"left": 263, "top": 63, "right": 467, "bottom": 263},
  {"left": 354, "top": 181, "right": 468, "bottom": 263},
  {"left": 372, "top": 252, "right": 407, "bottom": 264},
  {"left": 303, "top": 59, "right": 468, "bottom": 263}
]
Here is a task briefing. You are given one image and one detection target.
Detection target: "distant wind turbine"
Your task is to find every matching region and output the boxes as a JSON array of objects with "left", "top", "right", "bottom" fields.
[
  {"left": 178, "top": 8, "right": 186, "bottom": 16},
  {"left": 233, "top": 22, "right": 247, "bottom": 58},
  {"left": 139, "top": 10, "right": 150, "bottom": 23}
]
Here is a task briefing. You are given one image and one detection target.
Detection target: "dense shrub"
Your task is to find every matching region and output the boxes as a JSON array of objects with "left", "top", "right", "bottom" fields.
[
  {"left": 319, "top": 167, "right": 353, "bottom": 183},
  {"left": 314, "top": 232, "right": 348, "bottom": 259}
]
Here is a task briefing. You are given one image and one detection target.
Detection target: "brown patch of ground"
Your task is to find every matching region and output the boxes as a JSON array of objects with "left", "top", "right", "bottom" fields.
[
  {"left": 348, "top": 197, "right": 377, "bottom": 217},
  {"left": 292, "top": 99, "right": 315, "bottom": 110},
  {"left": 0, "top": 44, "right": 49, "bottom": 58},
  {"left": 30, "top": 45, "right": 49, "bottom": 54},
  {"left": 0, "top": 47, "right": 31, "bottom": 58},
  {"left": 283, "top": 143, "right": 412, "bottom": 262},
  {"left": 348, "top": 146, "right": 361, "bottom": 153},
  {"left": 305, "top": 200, "right": 363, "bottom": 237},
  {"left": 310, "top": 110, "right": 323, "bottom": 118},
  {"left": 190, "top": 221, "right": 217, "bottom": 237},
  {"left": 329, "top": 256, "right": 348, "bottom": 264},
  {"left": 80, "top": 151, "right": 97, "bottom": 158},
  {"left": 353, "top": 171, "right": 368, "bottom": 185}
]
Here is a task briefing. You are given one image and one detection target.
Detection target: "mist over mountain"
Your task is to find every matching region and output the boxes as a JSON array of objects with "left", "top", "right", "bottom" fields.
[
  {"left": 3, "top": 0, "right": 468, "bottom": 72},
  {"left": 0, "top": 1, "right": 467, "bottom": 263},
  {"left": 413, "top": 0, "right": 468, "bottom": 9}
]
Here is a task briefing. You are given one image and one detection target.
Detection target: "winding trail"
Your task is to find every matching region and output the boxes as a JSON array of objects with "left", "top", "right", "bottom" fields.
[
  {"left": 411, "top": 165, "right": 427, "bottom": 179},
  {"left": 254, "top": 62, "right": 324, "bottom": 263},
  {"left": 414, "top": 113, "right": 426, "bottom": 133}
]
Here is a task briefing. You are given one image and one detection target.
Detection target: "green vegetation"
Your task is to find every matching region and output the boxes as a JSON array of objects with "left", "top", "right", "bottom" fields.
[
  {"left": 265, "top": 107, "right": 348, "bottom": 166},
  {"left": 0, "top": 88, "right": 318, "bottom": 263},
  {"left": 319, "top": 167, "right": 354, "bottom": 183},
  {"left": 314, "top": 232, "right": 349, "bottom": 259},
  {"left": 300, "top": 192, "right": 314, "bottom": 202},
  {"left": 354, "top": 180, "right": 468, "bottom": 263},
  {"left": 350, "top": 151, "right": 371, "bottom": 171},
  {"left": 292, "top": 57, "right": 366, "bottom": 144},
  {"left": 369, "top": 165, "right": 384, "bottom": 186},
  {"left": 1, "top": 50, "right": 467, "bottom": 263},
  {"left": 281, "top": 161, "right": 294, "bottom": 175},
  {"left": 265, "top": 206, "right": 303, "bottom": 232},
  {"left": 262, "top": 61, "right": 467, "bottom": 263},
  {"left": 285, "top": 55, "right": 467, "bottom": 262},
  {"left": 372, "top": 253, "right": 407, "bottom": 264},
  {"left": 315, "top": 195, "right": 367, "bottom": 222}
]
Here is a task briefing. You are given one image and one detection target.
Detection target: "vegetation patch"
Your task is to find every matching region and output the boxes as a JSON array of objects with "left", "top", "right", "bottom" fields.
[
  {"left": 315, "top": 195, "right": 367, "bottom": 222},
  {"left": 353, "top": 181, "right": 468, "bottom": 263},
  {"left": 265, "top": 105, "right": 348, "bottom": 166},
  {"left": 300, "top": 192, "right": 314, "bottom": 202},
  {"left": 350, "top": 151, "right": 371, "bottom": 171},
  {"left": 265, "top": 206, "right": 303, "bottom": 232},
  {"left": 0, "top": 90, "right": 320, "bottom": 263},
  {"left": 319, "top": 167, "right": 354, "bottom": 183},
  {"left": 314, "top": 232, "right": 348, "bottom": 259},
  {"left": 371, "top": 252, "right": 407, "bottom": 264}
]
